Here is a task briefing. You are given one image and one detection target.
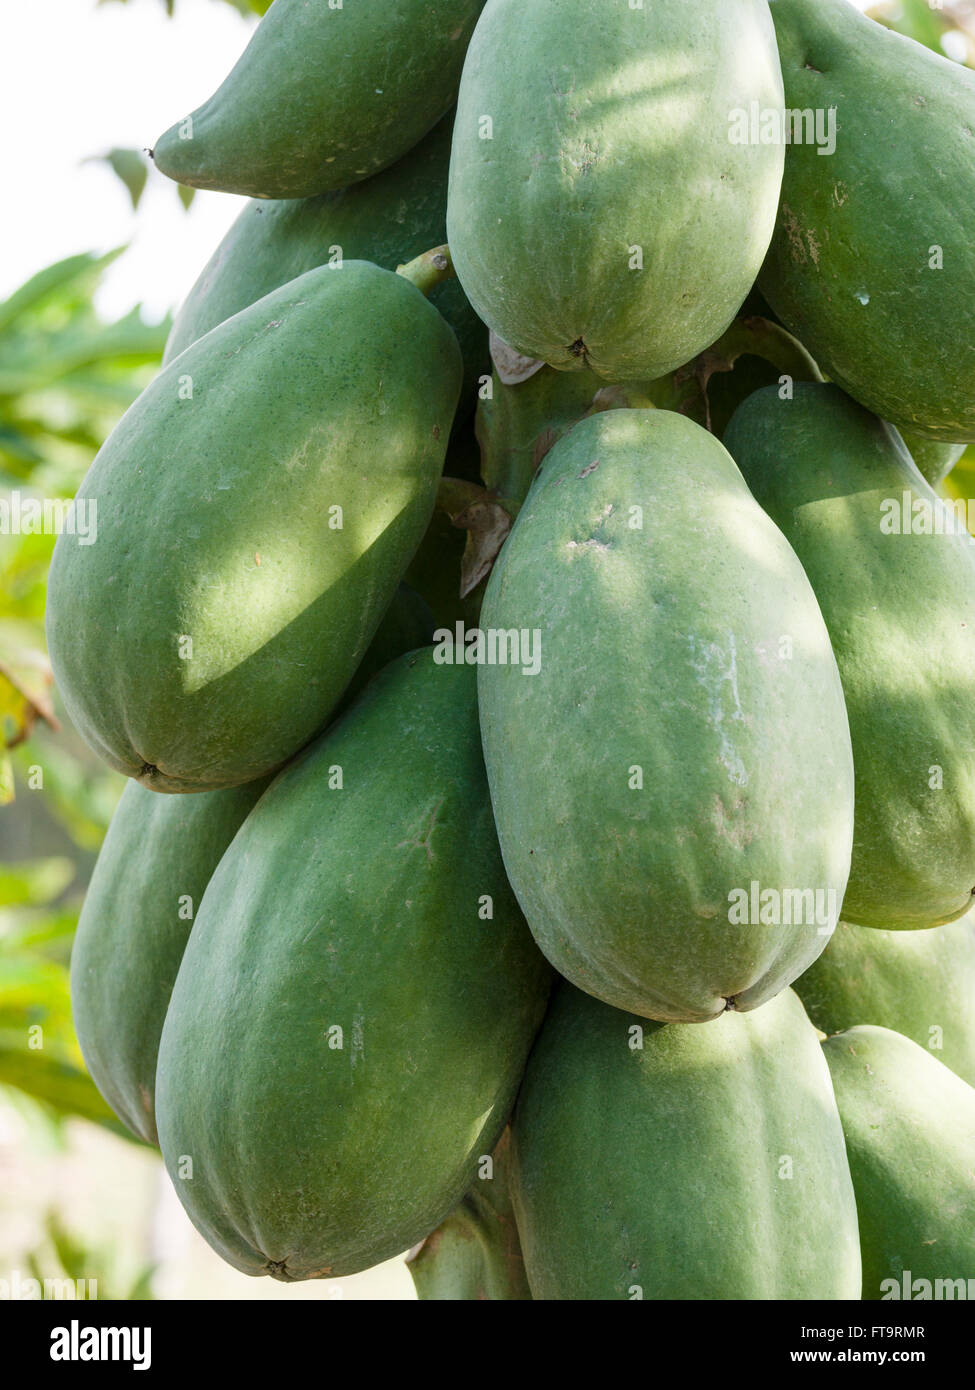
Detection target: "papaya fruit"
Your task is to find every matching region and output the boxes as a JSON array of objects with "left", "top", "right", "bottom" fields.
[
  {"left": 795, "top": 915, "right": 975, "bottom": 1088},
  {"left": 899, "top": 434, "right": 967, "bottom": 490},
  {"left": 46, "top": 262, "right": 461, "bottom": 793},
  {"left": 725, "top": 383, "right": 975, "bottom": 929},
  {"left": 154, "top": 650, "right": 551, "bottom": 1280},
  {"left": 163, "top": 114, "right": 488, "bottom": 420},
  {"left": 338, "top": 583, "right": 433, "bottom": 710},
  {"left": 152, "top": 0, "right": 484, "bottom": 199},
  {"left": 69, "top": 587, "right": 434, "bottom": 1147},
  {"left": 478, "top": 408, "right": 854, "bottom": 1023},
  {"left": 510, "top": 985, "right": 860, "bottom": 1300},
  {"left": 70, "top": 776, "right": 269, "bottom": 1146},
  {"left": 822, "top": 1026, "right": 975, "bottom": 1300},
  {"left": 759, "top": 0, "right": 975, "bottom": 442},
  {"left": 447, "top": 0, "right": 784, "bottom": 382},
  {"left": 407, "top": 1130, "right": 531, "bottom": 1301}
]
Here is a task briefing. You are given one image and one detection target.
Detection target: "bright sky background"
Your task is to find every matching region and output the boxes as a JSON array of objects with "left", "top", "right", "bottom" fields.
[
  {"left": 2, "top": 0, "right": 876, "bottom": 325},
  {"left": 0, "top": 0, "right": 256, "bottom": 322}
]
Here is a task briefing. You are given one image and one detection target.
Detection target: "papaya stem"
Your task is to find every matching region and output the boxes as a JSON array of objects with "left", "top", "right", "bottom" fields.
[{"left": 396, "top": 244, "right": 456, "bottom": 298}]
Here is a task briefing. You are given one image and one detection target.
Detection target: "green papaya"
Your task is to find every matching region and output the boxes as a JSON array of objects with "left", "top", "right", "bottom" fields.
[
  {"left": 407, "top": 1130, "right": 531, "bottom": 1301},
  {"left": 478, "top": 408, "right": 854, "bottom": 1023},
  {"left": 152, "top": 0, "right": 484, "bottom": 199},
  {"left": 70, "top": 587, "right": 435, "bottom": 1147},
  {"left": 795, "top": 915, "right": 975, "bottom": 1087},
  {"left": 163, "top": 114, "right": 488, "bottom": 418},
  {"left": 338, "top": 583, "right": 433, "bottom": 709},
  {"left": 899, "top": 434, "right": 967, "bottom": 490},
  {"left": 447, "top": 0, "right": 784, "bottom": 382},
  {"left": 46, "top": 263, "right": 461, "bottom": 793},
  {"left": 725, "top": 383, "right": 975, "bottom": 929},
  {"left": 759, "top": 0, "right": 975, "bottom": 442},
  {"left": 155, "top": 651, "right": 551, "bottom": 1280},
  {"left": 822, "top": 1026, "right": 975, "bottom": 1300},
  {"left": 70, "top": 777, "right": 268, "bottom": 1146},
  {"left": 511, "top": 985, "right": 860, "bottom": 1300}
]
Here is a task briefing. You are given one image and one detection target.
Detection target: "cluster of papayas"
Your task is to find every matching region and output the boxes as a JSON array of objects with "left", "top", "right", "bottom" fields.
[{"left": 58, "top": 0, "right": 975, "bottom": 1299}]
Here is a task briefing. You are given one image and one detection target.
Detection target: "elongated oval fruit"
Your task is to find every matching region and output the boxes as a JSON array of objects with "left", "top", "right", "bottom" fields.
[
  {"left": 823, "top": 1026, "right": 975, "bottom": 1300},
  {"left": 152, "top": 0, "right": 484, "bottom": 199},
  {"left": 70, "top": 777, "right": 268, "bottom": 1145},
  {"left": 447, "top": 0, "right": 784, "bottom": 381},
  {"left": 163, "top": 114, "right": 487, "bottom": 416},
  {"left": 725, "top": 383, "right": 975, "bottom": 928},
  {"left": 511, "top": 986, "right": 861, "bottom": 1300},
  {"left": 68, "top": 587, "right": 429, "bottom": 1145},
  {"left": 407, "top": 1130, "right": 531, "bottom": 1301},
  {"left": 155, "top": 651, "right": 551, "bottom": 1281},
  {"left": 478, "top": 408, "right": 854, "bottom": 1022},
  {"left": 794, "top": 914, "right": 975, "bottom": 1088},
  {"left": 760, "top": 0, "right": 975, "bottom": 442},
  {"left": 46, "top": 263, "right": 461, "bottom": 793}
]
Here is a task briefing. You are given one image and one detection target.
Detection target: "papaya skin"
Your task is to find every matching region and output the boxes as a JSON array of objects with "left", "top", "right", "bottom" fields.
[
  {"left": 45, "top": 262, "right": 461, "bottom": 794},
  {"left": 164, "top": 113, "right": 488, "bottom": 422},
  {"left": 478, "top": 408, "right": 854, "bottom": 1023},
  {"left": 511, "top": 986, "right": 861, "bottom": 1300},
  {"left": 823, "top": 1026, "right": 975, "bottom": 1300},
  {"left": 447, "top": 0, "right": 784, "bottom": 382},
  {"left": 794, "top": 914, "right": 975, "bottom": 1087},
  {"left": 155, "top": 651, "right": 551, "bottom": 1281},
  {"left": 725, "top": 383, "right": 975, "bottom": 928},
  {"left": 760, "top": 0, "right": 975, "bottom": 442},
  {"left": 152, "top": 0, "right": 484, "bottom": 199},
  {"left": 70, "top": 585, "right": 438, "bottom": 1147},
  {"left": 408, "top": 1130, "right": 531, "bottom": 1301},
  {"left": 70, "top": 777, "right": 269, "bottom": 1146}
]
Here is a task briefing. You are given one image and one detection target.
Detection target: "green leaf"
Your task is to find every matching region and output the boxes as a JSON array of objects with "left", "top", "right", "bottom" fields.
[
  {"left": 0, "top": 250, "right": 123, "bottom": 336},
  {"left": 86, "top": 148, "right": 149, "bottom": 211}
]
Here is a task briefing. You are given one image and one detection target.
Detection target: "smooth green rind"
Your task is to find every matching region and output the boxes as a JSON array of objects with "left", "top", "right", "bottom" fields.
[
  {"left": 760, "top": 0, "right": 975, "bottom": 442},
  {"left": 725, "top": 383, "right": 975, "bottom": 928},
  {"left": 155, "top": 651, "right": 551, "bottom": 1281},
  {"left": 447, "top": 0, "right": 784, "bottom": 381},
  {"left": 512, "top": 986, "right": 861, "bottom": 1300},
  {"left": 795, "top": 915, "right": 975, "bottom": 1087},
  {"left": 46, "top": 262, "right": 461, "bottom": 793},
  {"left": 478, "top": 409, "right": 854, "bottom": 1023},
  {"left": 153, "top": 0, "right": 483, "bottom": 198},
  {"left": 408, "top": 1130, "right": 531, "bottom": 1301},
  {"left": 823, "top": 1025, "right": 975, "bottom": 1300},
  {"left": 70, "top": 777, "right": 268, "bottom": 1146},
  {"left": 163, "top": 114, "right": 488, "bottom": 420}
]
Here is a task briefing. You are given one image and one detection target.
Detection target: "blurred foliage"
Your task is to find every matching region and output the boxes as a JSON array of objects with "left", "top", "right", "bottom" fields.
[
  {"left": 866, "top": 0, "right": 975, "bottom": 65},
  {"left": 100, "top": 0, "right": 271, "bottom": 16},
  {"left": 1, "top": 249, "right": 165, "bottom": 1135},
  {"left": 25, "top": 1210, "right": 155, "bottom": 1299},
  {"left": 86, "top": 147, "right": 197, "bottom": 213}
]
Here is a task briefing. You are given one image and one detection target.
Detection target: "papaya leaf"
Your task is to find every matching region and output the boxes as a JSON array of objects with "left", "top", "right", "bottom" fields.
[
  {"left": 0, "top": 654, "right": 59, "bottom": 757},
  {"left": 85, "top": 148, "right": 148, "bottom": 211},
  {"left": 0, "top": 250, "right": 124, "bottom": 336}
]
